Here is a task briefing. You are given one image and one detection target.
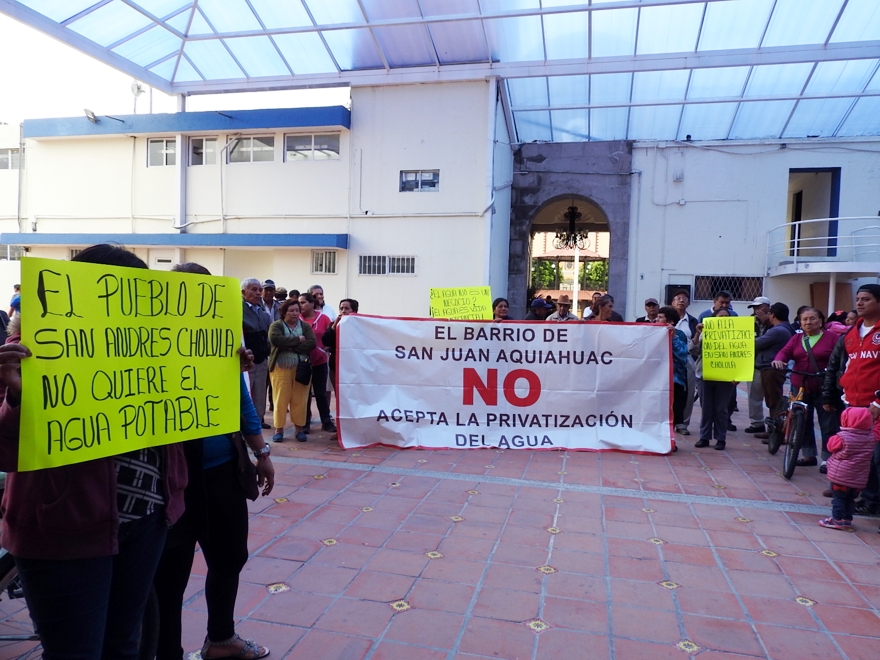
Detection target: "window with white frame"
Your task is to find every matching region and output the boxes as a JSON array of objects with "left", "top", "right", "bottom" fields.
[
  {"left": 285, "top": 134, "right": 340, "bottom": 161},
  {"left": 148, "top": 139, "right": 176, "bottom": 167},
  {"left": 0, "top": 245, "right": 25, "bottom": 261},
  {"left": 400, "top": 170, "right": 439, "bottom": 192},
  {"left": 311, "top": 250, "right": 337, "bottom": 274},
  {"left": 69, "top": 249, "right": 83, "bottom": 260},
  {"left": 190, "top": 137, "right": 217, "bottom": 165},
  {"left": 228, "top": 136, "right": 274, "bottom": 163},
  {"left": 0, "top": 148, "right": 23, "bottom": 170},
  {"left": 358, "top": 255, "right": 416, "bottom": 275}
]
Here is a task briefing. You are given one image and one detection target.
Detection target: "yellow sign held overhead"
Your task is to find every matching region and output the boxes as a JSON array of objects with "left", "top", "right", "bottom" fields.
[
  {"left": 701, "top": 316, "right": 755, "bottom": 382},
  {"left": 18, "top": 257, "right": 241, "bottom": 471},
  {"left": 429, "top": 287, "right": 493, "bottom": 320}
]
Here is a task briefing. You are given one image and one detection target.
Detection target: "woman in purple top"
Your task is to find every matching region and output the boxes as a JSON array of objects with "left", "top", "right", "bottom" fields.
[{"left": 772, "top": 307, "right": 839, "bottom": 469}]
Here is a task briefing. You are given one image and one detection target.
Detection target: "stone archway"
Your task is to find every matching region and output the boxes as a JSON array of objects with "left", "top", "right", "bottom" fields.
[{"left": 507, "top": 141, "right": 633, "bottom": 320}]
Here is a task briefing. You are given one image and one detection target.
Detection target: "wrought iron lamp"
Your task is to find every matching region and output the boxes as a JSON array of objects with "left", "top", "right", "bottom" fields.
[{"left": 553, "top": 205, "right": 590, "bottom": 250}]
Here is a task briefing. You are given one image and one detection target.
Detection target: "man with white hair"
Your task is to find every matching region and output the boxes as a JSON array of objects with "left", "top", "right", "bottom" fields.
[{"left": 242, "top": 278, "right": 272, "bottom": 428}]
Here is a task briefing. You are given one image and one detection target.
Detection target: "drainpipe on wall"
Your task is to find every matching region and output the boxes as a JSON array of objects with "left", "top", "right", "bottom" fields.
[
  {"left": 174, "top": 94, "right": 187, "bottom": 234},
  {"left": 16, "top": 123, "right": 24, "bottom": 237},
  {"left": 827, "top": 272, "right": 837, "bottom": 316}
]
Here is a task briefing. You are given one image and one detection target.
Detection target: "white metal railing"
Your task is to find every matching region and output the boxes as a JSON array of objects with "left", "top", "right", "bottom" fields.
[{"left": 766, "top": 216, "right": 880, "bottom": 274}]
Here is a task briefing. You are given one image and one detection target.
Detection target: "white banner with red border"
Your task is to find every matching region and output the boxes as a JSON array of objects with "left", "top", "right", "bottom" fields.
[{"left": 336, "top": 316, "right": 673, "bottom": 453}]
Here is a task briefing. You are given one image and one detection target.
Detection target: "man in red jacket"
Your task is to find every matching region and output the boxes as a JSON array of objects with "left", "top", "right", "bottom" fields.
[{"left": 840, "top": 284, "right": 880, "bottom": 518}]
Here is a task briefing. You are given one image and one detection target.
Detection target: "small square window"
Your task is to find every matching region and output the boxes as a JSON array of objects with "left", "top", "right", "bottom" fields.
[
  {"left": 286, "top": 135, "right": 312, "bottom": 161},
  {"left": 312, "top": 250, "right": 337, "bottom": 274},
  {"left": 0, "top": 148, "right": 22, "bottom": 170},
  {"left": 358, "top": 255, "right": 387, "bottom": 275},
  {"left": 358, "top": 255, "right": 416, "bottom": 275},
  {"left": 148, "top": 139, "right": 176, "bottom": 167},
  {"left": 190, "top": 137, "right": 217, "bottom": 165},
  {"left": 400, "top": 170, "right": 439, "bottom": 192},
  {"left": 313, "top": 134, "right": 340, "bottom": 160},
  {"left": 228, "top": 136, "right": 275, "bottom": 163},
  {"left": 285, "top": 133, "right": 340, "bottom": 161}
]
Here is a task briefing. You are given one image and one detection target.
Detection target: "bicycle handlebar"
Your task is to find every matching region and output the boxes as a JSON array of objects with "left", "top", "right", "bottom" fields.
[{"left": 783, "top": 368, "right": 825, "bottom": 377}]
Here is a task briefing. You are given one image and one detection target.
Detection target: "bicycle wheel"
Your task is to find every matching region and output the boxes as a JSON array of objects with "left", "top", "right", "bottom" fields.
[
  {"left": 782, "top": 406, "right": 805, "bottom": 480},
  {"left": 137, "top": 586, "right": 159, "bottom": 660}
]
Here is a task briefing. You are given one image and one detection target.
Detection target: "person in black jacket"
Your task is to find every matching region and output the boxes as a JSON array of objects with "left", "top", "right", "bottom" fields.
[
  {"left": 242, "top": 278, "right": 272, "bottom": 429},
  {"left": 822, "top": 331, "right": 852, "bottom": 412},
  {"left": 754, "top": 303, "right": 796, "bottom": 439}
]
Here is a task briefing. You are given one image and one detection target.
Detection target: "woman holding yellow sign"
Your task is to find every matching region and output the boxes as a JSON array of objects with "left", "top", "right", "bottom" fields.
[
  {"left": 0, "top": 244, "right": 188, "bottom": 660},
  {"left": 690, "top": 309, "right": 737, "bottom": 451}
]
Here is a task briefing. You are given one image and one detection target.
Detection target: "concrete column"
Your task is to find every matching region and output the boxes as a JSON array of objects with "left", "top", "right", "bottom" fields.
[{"left": 827, "top": 272, "right": 837, "bottom": 315}]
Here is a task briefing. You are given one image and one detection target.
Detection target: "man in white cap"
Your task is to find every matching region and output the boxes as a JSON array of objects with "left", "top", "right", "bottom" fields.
[
  {"left": 547, "top": 294, "right": 579, "bottom": 321},
  {"left": 744, "top": 296, "right": 771, "bottom": 434},
  {"left": 636, "top": 298, "right": 660, "bottom": 323}
]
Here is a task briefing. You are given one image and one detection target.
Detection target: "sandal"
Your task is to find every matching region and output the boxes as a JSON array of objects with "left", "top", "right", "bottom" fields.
[{"left": 202, "top": 634, "right": 270, "bottom": 659}]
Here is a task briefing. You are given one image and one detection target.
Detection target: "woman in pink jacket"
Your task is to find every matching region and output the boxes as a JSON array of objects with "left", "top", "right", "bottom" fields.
[
  {"left": 821, "top": 407, "right": 878, "bottom": 530},
  {"left": 771, "top": 307, "right": 839, "bottom": 470}
]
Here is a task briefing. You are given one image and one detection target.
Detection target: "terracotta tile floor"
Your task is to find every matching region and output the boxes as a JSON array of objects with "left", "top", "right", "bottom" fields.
[{"left": 3, "top": 389, "right": 880, "bottom": 659}]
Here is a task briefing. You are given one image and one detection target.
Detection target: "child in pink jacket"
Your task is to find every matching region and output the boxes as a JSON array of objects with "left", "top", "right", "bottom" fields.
[{"left": 821, "top": 407, "right": 878, "bottom": 530}]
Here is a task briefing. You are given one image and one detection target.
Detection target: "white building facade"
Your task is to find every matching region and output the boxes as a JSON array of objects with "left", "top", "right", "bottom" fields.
[
  {"left": 1, "top": 81, "right": 513, "bottom": 317},
  {"left": 2, "top": 82, "right": 879, "bottom": 320}
]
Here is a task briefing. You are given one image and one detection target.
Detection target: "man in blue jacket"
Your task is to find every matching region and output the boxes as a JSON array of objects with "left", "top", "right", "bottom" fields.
[{"left": 754, "top": 302, "right": 796, "bottom": 440}]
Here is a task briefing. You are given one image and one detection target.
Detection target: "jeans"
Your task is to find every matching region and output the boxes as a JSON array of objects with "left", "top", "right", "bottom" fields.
[
  {"left": 682, "top": 358, "right": 696, "bottom": 428},
  {"left": 699, "top": 380, "right": 735, "bottom": 442},
  {"left": 860, "top": 417, "right": 880, "bottom": 506},
  {"left": 797, "top": 391, "right": 840, "bottom": 460},
  {"left": 248, "top": 360, "right": 269, "bottom": 423},
  {"left": 672, "top": 383, "right": 686, "bottom": 426},
  {"left": 748, "top": 369, "right": 764, "bottom": 425},
  {"left": 307, "top": 361, "right": 333, "bottom": 427},
  {"left": 16, "top": 510, "right": 167, "bottom": 660},
  {"left": 831, "top": 483, "right": 859, "bottom": 521},
  {"left": 154, "top": 459, "right": 249, "bottom": 660},
  {"left": 760, "top": 368, "right": 787, "bottom": 419}
]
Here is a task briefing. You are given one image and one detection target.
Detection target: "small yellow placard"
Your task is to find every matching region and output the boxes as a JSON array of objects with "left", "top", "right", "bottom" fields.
[
  {"left": 429, "top": 287, "right": 492, "bottom": 320},
  {"left": 701, "top": 316, "right": 754, "bottom": 382},
  {"left": 19, "top": 257, "right": 241, "bottom": 471}
]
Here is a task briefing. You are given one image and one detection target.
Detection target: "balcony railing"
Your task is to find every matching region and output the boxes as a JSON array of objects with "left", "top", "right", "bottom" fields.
[{"left": 766, "top": 216, "right": 880, "bottom": 276}]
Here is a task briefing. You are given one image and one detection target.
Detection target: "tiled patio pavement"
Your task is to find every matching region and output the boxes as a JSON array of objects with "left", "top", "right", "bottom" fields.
[{"left": 2, "top": 391, "right": 880, "bottom": 659}]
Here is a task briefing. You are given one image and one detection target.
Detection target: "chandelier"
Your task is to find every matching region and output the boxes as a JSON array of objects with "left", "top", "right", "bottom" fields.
[{"left": 553, "top": 205, "right": 590, "bottom": 250}]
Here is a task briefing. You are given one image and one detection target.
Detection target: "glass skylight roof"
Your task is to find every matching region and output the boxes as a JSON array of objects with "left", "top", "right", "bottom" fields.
[{"left": 4, "top": 0, "right": 880, "bottom": 142}]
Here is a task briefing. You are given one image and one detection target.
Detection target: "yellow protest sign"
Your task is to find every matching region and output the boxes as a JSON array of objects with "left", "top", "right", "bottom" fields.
[
  {"left": 18, "top": 257, "right": 241, "bottom": 471},
  {"left": 701, "top": 316, "right": 755, "bottom": 382},
  {"left": 429, "top": 287, "right": 493, "bottom": 320}
]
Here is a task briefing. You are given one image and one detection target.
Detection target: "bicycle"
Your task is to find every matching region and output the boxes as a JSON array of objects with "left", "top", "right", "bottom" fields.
[{"left": 765, "top": 368, "right": 825, "bottom": 480}]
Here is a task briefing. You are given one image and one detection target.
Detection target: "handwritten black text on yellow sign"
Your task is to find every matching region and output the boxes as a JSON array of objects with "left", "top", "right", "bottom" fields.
[
  {"left": 20, "top": 257, "right": 241, "bottom": 471},
  {"left": 701, "top": 316, "right": 754, "bottom": 382}
]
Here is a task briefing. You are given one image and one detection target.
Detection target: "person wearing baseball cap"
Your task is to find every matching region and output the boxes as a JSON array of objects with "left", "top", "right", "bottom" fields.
[
  {"left": 261, "top": 280, "right": 281, "bottom": 321},
  {"left": 524, "top": 298, "right": 553, "bottom": 321},
  {"left": 636, "top": 297, "right": 660, "bottom": 323},
  {"left": 744, "top": 296, "right": 772, "bottom": 434}
]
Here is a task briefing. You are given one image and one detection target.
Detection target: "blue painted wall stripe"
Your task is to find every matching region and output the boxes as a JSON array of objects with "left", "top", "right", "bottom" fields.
[
  {"left": 0, "top": 233, "right": 349, "bottom": 249},
  {"left": 23, "top": 107, "right": 351, "bottom": 138}
]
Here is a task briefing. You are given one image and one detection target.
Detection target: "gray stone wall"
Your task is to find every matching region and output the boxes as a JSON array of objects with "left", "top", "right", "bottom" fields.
[{"left": 507, "top": 141, "right": 633, "bottom": 319}]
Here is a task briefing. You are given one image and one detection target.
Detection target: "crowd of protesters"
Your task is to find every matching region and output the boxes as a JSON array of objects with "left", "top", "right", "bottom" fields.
[
  {"left": 522, "top": 285, "right": 880, "bottom": 533},
  {"left": 0, "top": 246, "right": 360, "bottom": 659},
  {"left": 1, "top": 244, "right": 879, "bottom": 658}
]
